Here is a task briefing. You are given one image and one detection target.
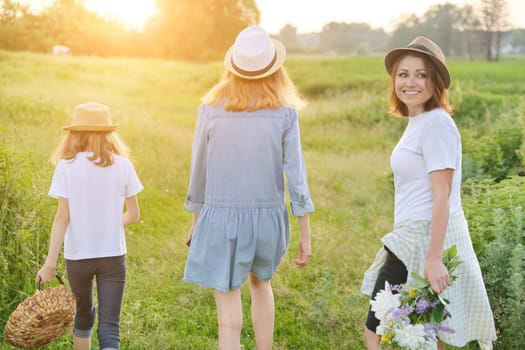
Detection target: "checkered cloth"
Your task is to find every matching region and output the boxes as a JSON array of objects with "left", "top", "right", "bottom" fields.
[{"left": 361, "top": 212, "right": 497, "bottom": 348}]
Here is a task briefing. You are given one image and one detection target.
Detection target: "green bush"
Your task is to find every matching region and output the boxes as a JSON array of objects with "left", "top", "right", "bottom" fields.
[
  {"left": 0, "top": 144, "right": 53, "bottom": 333},
  {"left": 462, "top": 177, "right": 525, "bottom": 349},
  {"left": 453, "top": 92, "right": 507, "bottom": 128},
  {"left": 463, "top": 122, "right": 523, "bottom": 182},
  {"left": 481, "top": 124, "right": 523, "bottom": 181}
]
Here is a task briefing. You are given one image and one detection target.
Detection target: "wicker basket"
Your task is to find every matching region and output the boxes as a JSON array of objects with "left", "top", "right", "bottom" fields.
[{"left": 3, "top": 275, "right": 76, "bottom": 349}]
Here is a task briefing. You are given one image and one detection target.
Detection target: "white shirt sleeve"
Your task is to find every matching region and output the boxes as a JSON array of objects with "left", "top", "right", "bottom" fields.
[
  {"left": 421, "top": 118, "right": 460, "bottom": 173},
  {"left": 125, "top": 160, "right": 143, "bottom": 197},
  {"left": 48, "top": 161, "right": 68, "bottom": 198}
]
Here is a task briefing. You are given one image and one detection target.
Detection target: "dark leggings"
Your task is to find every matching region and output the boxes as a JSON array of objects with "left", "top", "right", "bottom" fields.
[
  {"left": 66, "top": 255, "right": 126, "bottom": 350},
  {"left": 365, "top": 247, "right": 408, "bottom": 333}
]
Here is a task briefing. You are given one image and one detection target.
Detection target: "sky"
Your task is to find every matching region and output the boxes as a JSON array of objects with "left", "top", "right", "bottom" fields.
[{"left": 255, "top": 0, "right": 525, "bottom": 34}]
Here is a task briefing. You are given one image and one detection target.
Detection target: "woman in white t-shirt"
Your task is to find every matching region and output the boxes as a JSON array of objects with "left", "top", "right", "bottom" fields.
[
  {"left": 361, "top": 37, "right": 497, "bottom": 349},
  {"left": 36, "top": 102, "right": 143, "bottom": 350}
]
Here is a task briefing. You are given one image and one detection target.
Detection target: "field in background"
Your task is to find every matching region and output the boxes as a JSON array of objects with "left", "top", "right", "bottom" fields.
[{"left": 1, "top": 50, "right": 524, "bottom": 349}]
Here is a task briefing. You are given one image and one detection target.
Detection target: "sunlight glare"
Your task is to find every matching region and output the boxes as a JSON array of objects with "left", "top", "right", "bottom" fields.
[{"left": 84, "top": 0, "right": 158, "bottom": 31}]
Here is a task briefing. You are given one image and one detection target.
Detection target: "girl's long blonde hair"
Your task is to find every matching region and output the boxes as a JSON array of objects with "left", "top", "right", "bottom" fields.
[
  {"left": 203, "top": 67, "right": 306, "bottom": 111},
  {"left": 51, "top": 131, "right": 131, "bottom": 167}
]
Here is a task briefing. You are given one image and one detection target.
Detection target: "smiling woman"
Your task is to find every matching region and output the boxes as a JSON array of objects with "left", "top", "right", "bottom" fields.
[{"left": 84, "top": 0, "right": 158, "bottom": 31}]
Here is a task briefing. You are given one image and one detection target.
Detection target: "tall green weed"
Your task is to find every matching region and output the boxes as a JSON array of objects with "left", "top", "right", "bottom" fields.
[
  {"left": 463, "top": 177, "right": 525, "bottom": 348},
  {"left": 0, "top": 142, "right": 53, "bottom": 333},
  {"left": 463, "top": 122, "right": 524, "bottom": 181}
]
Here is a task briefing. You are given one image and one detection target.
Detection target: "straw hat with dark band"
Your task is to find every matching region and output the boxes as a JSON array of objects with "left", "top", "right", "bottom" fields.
[
  {"left": 384, "top": 36, "right": 451, "bottom": 88},
  {"left": 63, "top": 102, "right": 118, "bottom": 132},
  {"left": 224, "top": 25, "right": 286, "bottom": 80}
]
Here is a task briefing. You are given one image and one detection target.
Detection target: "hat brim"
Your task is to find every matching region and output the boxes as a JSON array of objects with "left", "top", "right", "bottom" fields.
[
  {"left": 385, "top": 48, "right": 451, "bottom": 88},
  {"left": 224, "top": 39, "right": 286, "bottom": 80},
  {"left": 62, "top": 124, "right": 118, "bottom": 132}
]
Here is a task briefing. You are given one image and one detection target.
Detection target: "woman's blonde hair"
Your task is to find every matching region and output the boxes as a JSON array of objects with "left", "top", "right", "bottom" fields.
[
  {"left": 203, "top": 67, "right": 306, "bottom": 111},
  {"left": 51, "top": 131, "right": 131, "bottom": 167},
  {"left": 388, "top": 52, "right": 452, "bottom": 117}
]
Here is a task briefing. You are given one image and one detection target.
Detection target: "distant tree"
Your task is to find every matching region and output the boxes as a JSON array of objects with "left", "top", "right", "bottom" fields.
[
  {"left": 0, "top": 0, "right": 31, "bottom": 50},
  {"left": 39, "top": 0, "right": 100, "bottom": 53},
  {"left": 296, "top": 32, "right": 321, "bottom": 52},
  {"left": 456, "top": 4, "right": 483, "bottom": 59},
  {"left": 389, "top": 14, "right": 424, "bottom": 48},
  {"left": 0, "top": 0, "right": 260, "bottom": 60},
  {"left": 33, "top": 0, "right": 139, "bottom": 56},
  {"left": 278, "top": 24, "right": 299, "bottom": 47},
  {"left": 145, "top": 0, "right": 259, "bottom": 61},
  {"left": 319, "top": 22, "right": 383, "bottom": 55},
  {"left": 0, "top": 0, "right": 28, "bottom": 21},
  {"left": 366, "top": 28, "right": 389, "bottom": 53},
  {"left": 480, "top": 0, "right": 510, "bottom": 61},
  {"left": 319, "top": 22, "right": 345, "bottom": 53},
  {"left": 509, "top": 29, "right": 525, "bottom": 53},
  {"left": 389, "top": 3, "right": 505, "bottom": 60},
  {"left": 420, "top": 4, "right": 457, "bottom": 56},
  {"left": 390, "top": 4, "right": 462, "bottom": 57}
]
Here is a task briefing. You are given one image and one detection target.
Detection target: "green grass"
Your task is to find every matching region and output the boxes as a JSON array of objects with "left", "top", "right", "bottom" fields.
[{"left": 1, "top": 50, "right": 523, "bottom": 349}]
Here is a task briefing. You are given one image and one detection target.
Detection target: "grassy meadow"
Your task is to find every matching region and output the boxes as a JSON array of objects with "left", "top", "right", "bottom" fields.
[{"left": 1, "top": 50, "right": 524, "bottom": 349}]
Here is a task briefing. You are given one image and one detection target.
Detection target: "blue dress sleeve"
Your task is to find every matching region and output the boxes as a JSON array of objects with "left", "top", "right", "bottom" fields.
[
  {"left": 283, "top": 109, "right": 314, "bottom": 216},
  {"left": 185, "top": 104, "right": 208, "bottom": 213}
]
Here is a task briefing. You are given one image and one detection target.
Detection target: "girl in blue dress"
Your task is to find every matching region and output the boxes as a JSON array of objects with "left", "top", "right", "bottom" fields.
[{"left": 184, "top": 25, "right": 314, "bottom": 350}]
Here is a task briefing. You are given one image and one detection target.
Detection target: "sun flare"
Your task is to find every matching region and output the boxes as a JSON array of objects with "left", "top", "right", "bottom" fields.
[{"left": 84, "top": 0, "right": 158, "bottom": 31}]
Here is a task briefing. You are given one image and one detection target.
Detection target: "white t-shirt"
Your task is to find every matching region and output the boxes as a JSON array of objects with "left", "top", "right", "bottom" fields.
[
  {"left": 49, "top": 152, "right": 143, "bottom": 260},
  {"left": 390, "top": 108, "right": 462, "bottom": 225}
]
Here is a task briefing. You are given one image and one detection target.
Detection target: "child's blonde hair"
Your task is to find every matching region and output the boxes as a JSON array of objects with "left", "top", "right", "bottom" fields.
[
  {"left": 51, "top": 131, "right": 131, "bottom": 167},
  {"left": 203, "top": 67, "right": 306, "bottom": 111}
]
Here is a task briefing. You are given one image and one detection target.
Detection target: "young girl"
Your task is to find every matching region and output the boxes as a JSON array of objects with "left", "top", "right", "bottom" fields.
[
  {"left": 361, "top": 37, "right": 497, "bottom": 349},
  {"left": 184, "top": 25, "right": 314, "bottom": 350},
  {"left": 36, "top": 102, "right": 143, "bottom": 350}
]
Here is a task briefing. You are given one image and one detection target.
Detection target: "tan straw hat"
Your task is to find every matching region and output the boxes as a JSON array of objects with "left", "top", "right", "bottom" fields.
[
  {"left": 384, "top": 36, "right": 450, "bottom": 88},
  {"left": 63, "top": 101, "right": 118, "bottom": 132},
  {"left": 224, "top": 25, "right": 286, "bottom": 80}
]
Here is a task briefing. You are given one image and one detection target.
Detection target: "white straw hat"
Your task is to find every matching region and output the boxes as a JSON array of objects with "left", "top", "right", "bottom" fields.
[{"left": 224, "top": 25, "right": 286, "bottom": 80}]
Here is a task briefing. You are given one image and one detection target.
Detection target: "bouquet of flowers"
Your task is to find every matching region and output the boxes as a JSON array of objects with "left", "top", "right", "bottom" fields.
[{"left": 370, "top": 245, "right": 462, "bottom": 350}]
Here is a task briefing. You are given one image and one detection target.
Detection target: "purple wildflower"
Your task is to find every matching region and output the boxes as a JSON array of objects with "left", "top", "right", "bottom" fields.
[
  {"left": 416, "top": 299, "right": 430, "bottom": 314},
  {"left": 391, "top": 306, "right": 414, "bottom": 318},
  {"left": 389, "top": 284, "right": 403, "bottom": 292},
  {"left": 423, "top": 323, "right": 438, "bottom": 340},
  {"left": 439, "top": 324, "right": 456, "bottom": 334}
]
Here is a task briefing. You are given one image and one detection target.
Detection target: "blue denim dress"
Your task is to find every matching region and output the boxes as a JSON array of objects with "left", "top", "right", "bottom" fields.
[{"left": 184, "top": 104, "right": 314, "bottom": 291}]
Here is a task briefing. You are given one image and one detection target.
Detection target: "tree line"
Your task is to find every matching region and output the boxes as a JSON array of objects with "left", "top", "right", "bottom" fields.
[
  {"left": 278, "top": 0, "right": 524, "bottom": 60},
  {"left": 0, "top": 0, "right": 259, "bottom": 61},
  {"left": 1, "top": 0, "right": 523, "bottom": 61}
]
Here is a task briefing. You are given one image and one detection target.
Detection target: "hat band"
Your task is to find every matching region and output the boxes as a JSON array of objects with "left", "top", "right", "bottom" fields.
[
  {"left": 407, "top": 44, "right": 436, "bottom": 57},
  {"left": 231, "top": 52, "right": 277, "bottom": 77}
]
